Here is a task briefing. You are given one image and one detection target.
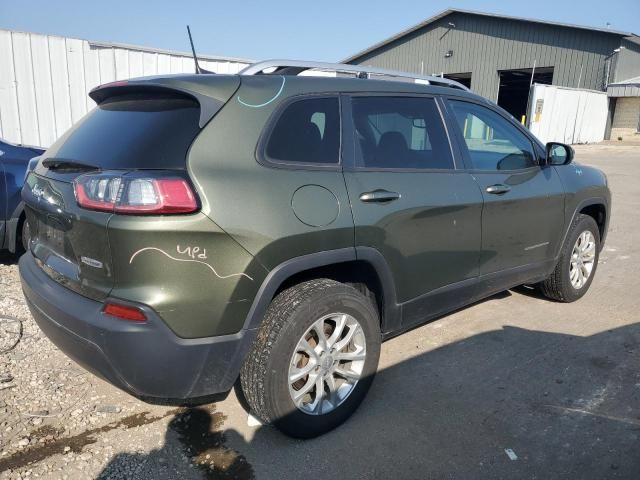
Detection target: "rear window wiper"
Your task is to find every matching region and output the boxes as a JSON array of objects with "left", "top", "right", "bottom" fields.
[{"left": 42, "top": 159, "right": 100, "bottom": 172}]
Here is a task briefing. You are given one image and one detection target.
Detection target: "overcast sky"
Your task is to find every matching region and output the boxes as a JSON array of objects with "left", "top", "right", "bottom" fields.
[{"left": 1, "top": 0, "right": 638, "bottom": 62}]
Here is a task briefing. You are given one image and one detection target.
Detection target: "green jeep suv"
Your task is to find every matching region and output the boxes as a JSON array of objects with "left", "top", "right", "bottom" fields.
[{"left": 20, "top": 60, "right": 610, "bottom": 438}]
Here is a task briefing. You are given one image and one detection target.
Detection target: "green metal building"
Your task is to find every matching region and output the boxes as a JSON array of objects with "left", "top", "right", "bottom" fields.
[{"left": 344, "top": 9, "right": 640, "bottom": 122}]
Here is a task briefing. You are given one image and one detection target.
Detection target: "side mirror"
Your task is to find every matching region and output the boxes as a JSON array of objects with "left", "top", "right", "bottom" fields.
[{"left": 545, "top": 142, "right": 574, "bottom": 166}]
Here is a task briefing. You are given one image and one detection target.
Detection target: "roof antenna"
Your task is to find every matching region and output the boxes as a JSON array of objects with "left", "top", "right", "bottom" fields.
[{"left": 187, "top": 25, "right": 213, "bottom": 74}]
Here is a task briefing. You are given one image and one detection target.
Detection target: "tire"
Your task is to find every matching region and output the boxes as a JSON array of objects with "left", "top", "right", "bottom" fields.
[
  {"left": 240, "top": 278, "right": 381, "bottom": 438},
  {"left": 540, "top": 214, "right": 600, "bottom": 302},
  {"left": 16, "top": 217, "right": 31, "bottom": 255}
]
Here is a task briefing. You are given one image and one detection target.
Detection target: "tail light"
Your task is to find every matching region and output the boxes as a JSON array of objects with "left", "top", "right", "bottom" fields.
[{"left": 74, "top": 172, "right": 198, "bottom": 214}]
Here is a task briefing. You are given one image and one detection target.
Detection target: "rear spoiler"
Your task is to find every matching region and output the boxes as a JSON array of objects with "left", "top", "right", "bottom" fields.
[{"left": 89, "top": 78, "right": 238, "bottom": 128}]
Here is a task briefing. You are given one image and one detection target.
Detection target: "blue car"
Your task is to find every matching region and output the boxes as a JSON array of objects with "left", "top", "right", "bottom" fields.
[{"left": 0, "top": 139, "right": 44, "bottom": 254}]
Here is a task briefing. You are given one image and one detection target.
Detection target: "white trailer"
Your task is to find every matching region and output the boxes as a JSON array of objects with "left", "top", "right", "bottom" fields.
[{"left": 527, "top": 84, "right": 609, "bottom": 144}]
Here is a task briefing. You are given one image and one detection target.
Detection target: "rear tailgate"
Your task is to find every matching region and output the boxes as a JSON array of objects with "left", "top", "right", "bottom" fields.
[
  {"left": 22, "top": 75, "right": 240, "bottom": 301},
  {"left": 23, "top": 173, "right": 114, "bottom": 300}
]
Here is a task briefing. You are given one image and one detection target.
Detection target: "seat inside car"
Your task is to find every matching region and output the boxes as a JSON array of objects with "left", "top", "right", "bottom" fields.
[{"left": 374, "top": 131, "right": 409, "bottom": 168}]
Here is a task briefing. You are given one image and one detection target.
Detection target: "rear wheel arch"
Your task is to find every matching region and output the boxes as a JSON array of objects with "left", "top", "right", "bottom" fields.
[{"left": 244, "top": 247, "right": 399, "bottom": 334}]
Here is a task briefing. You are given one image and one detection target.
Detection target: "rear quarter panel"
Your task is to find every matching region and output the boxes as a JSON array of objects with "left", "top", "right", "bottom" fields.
[
  {"left": 187, "top": 76, "right": 355, "bottom": 273},
  {"left": 108, "top": 213, "right": 264, "bottom": 338}
]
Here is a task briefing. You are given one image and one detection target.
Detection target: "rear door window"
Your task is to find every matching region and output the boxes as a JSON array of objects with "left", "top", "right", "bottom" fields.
[
  {"left": 351, "top": 96, "right": 453, "bottom": 169},
  {"left": 265, "top": 97, "right": 340, "bottom": 165}
]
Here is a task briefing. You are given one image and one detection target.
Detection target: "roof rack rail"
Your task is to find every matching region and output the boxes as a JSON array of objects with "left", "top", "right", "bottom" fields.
[{"left": 239, "top": 59, "right": 470, "bottom": 91}]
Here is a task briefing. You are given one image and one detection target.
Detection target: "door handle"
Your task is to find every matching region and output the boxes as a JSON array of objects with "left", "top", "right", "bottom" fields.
[
  {"left": 485, "top": 184, "right": 511, "bottom": 195},
  {"left": 359, "top": 189, "right": 401, "bottom": 203}
]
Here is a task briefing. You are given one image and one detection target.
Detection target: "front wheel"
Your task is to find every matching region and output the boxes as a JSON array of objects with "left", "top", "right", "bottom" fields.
[
  {"left": 240, "top": 279, "right": 381, "bottom": 438},
  {"left": 540, "top": 214, "right": 600, "bottom": 302}
]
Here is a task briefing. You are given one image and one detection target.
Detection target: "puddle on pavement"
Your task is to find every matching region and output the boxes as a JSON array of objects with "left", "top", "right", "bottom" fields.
[
  {"left": 170, "top": 406, "right": 254, "bottom": 479},
  {"left": 1, "top": 405, "right": 254, "bottom": 479}
]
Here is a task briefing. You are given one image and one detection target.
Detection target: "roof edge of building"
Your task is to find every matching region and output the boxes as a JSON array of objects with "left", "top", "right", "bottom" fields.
[
  {"left": 609, "top": 75, "right": 640, "bottom": 86},
  {"left": 342, "top": 8, "right": 638, "bottom": 64}
]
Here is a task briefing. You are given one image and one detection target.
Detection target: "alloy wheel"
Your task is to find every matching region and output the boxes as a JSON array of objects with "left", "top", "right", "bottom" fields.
[
  {"left": 288, "top": 313, "right": 367, "bottom": 415},
  {"left": 569, "top": 230, "right": 596, "bottom": 289}
]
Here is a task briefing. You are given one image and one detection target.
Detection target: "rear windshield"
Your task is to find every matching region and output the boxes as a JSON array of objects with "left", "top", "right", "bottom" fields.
[{"left": 46, "top": 93, "right": 201, "bottom": 169}]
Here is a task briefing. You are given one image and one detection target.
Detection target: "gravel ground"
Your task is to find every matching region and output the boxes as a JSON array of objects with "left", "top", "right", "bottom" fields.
[
  {"left": 0, "top": 256, "right": 252, "bottom": 479},
  {"left": 0, "top": 143, "right": 638, "bottom": 479}
]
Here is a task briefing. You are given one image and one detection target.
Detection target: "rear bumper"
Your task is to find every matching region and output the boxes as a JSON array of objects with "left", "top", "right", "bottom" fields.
[{"left": 19, "top": 252, "right": 254, "bottom": 401}]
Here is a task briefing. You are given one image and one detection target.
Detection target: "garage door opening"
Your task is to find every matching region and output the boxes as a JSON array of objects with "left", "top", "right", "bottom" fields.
[
  {"left": 497, "top": 67, "right": 554, "bottom": 121},
  {"left": 443, "top": 72, "right": 472, "bottom": 89}
]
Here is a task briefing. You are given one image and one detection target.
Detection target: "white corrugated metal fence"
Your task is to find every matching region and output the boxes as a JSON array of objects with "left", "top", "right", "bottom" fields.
[{"left": 0, "top": 29, "right": 251, "bottom": 148}]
